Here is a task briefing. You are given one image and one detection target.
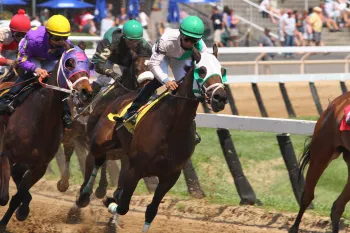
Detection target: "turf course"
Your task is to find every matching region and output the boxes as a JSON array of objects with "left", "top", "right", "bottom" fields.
[{"left": 45, "top": 116, "right": 350, "bottom": 219}]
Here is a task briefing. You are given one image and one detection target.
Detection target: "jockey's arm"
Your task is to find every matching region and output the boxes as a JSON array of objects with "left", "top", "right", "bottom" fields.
[
  {"left": 148, "top": 39, "right": 169, "bottom": 84},
  {"left": 17, "top": 37, "right": 37, "bottom": 72},
  {"left": 0, "top": 43, "right": 11, "bottom": 66},
  {"left": 92, "top": 39, "right": 115, "bottom": 76}
]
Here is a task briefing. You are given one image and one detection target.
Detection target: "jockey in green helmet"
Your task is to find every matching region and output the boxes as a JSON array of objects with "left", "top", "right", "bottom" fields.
[
  {"left": 91, "top": 19, "right": 152, "bottom": 95},
  {"left": 116, "top": 15, "right": 206, "bottom": 144}
]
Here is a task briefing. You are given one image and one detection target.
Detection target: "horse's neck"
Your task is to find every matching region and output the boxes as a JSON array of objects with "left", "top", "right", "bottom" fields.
[
  {"left": 172, "top": 66, "right": 199, "bottom": 127},
  {"left": 46, "top": 69, "right": 65, "bottom": 102},
  {"left": 121, "top": 67, "right": 138, "bottom": 90},
  {"left": 176, "top": 66, "right": 195, "bottom": 99}
]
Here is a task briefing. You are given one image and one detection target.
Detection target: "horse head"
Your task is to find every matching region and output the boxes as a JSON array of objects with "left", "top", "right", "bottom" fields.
[
  {"left": 192, "top": 44, "right": 227, "bottom": 112},
  {"left": 129, "top": 50, "right": 154, "bottom": 89},
  {"left": 58, "top": 41, "right": 93, "bottom": 106}
]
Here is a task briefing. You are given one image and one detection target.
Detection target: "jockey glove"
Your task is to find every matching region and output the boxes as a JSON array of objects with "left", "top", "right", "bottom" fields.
[{"left": 106, "top": 70, "right": 122, "bottom": 83}]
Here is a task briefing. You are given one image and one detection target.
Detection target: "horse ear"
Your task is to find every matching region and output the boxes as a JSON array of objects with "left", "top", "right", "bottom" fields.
[
  {"left": 213, "top": 44, "right": 218, "bottom": 58},
  {"left": 78, "top": 41, "right": 86, "bottom": 51},
  {"left": 62, "top": 41, "right": 73, "bottom": 51},
  {"left": 192, "top": 46, "right": 201, "bottom": 63}
]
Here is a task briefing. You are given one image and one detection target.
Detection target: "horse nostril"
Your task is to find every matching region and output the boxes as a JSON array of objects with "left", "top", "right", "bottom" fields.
[{"left": 213, "top": 94, "right": 220, "bottom": 100}]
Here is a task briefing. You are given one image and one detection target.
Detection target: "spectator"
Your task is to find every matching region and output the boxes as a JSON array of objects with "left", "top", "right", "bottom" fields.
[
  {"left": 228, "top": 9, "right": 240, "bottom": 47},
  {"left": 302, "top": 10, "right": 312, "bottom": 46},
  {"left": 294, "top": 10, "right": 304, "bottom": 46},
  {"left": 259, "top": 28, "right": 276, "bottom": 74},
  {"left": 211, "top": 6, "right": 224, "bottom": 47},
  {"left": 100, "top": 12, "right": 115, "bottom": 37},
  {"left": 40, "top": 9, "right": 50, "bottom": 26},
  {"left": 282, "top": 9, "right": 296, "bottom": 57},
  {"left": 82, "top": 14, "right": 98, "bottom": 36},
  {"left": 278, "top": 8, "right": 287, "bottom": 46},
  {"left": 308, "top": 7, "right": 323, "bottom": 46},
  {"left": 139, "top": 8, "right": 151, "bottom": 43},
  {"left": 259, "top": 0, "right": 278, "bottom": 24},
  {"left": 320, "top": 2, "right": 340, "bottom": 32},
  {"left": 116, "top": 7, "right": 128, "bottom": 26},
  {"left": 31, "top": 14, "right": 41, "bottom": 28}
]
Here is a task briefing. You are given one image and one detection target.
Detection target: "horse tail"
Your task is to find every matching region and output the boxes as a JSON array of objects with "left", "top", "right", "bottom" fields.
[
  {"left": 0, "top": 153, "right": 10, "bottom": 202},
  {"left": 298, "top": 136, "right": 312, "bottom": 182}
]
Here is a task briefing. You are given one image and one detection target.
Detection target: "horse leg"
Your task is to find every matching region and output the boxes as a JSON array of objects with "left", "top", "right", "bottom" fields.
[
  {"left": 103, "top": 166, "right": 140, "bottom": 225},
  {"left": 73, "top": 136, "right": 89, "bottom": 176},
  {"left": 142, "top": 171, "right": 181, "bottom": 232},
  {"left": 57, "top": 141, "right": 75, "bottom": 192},
  {"left": 289, "top": 143, "right": 336, "bottom": 233},
  {"left": 11, "top": 164, "right": 32, "bottom": 222},
  {"left": 330, "top": 150, "right": 350, "bottom": 233},
  {"left": 76, "top": 153, "right": 106, "bottom": 208},
  {"left": 0, "top": 164, "right": 47, "bottom": 228},
  {"left": 95, "top": 162, "right": 108, "bottom": 199}
]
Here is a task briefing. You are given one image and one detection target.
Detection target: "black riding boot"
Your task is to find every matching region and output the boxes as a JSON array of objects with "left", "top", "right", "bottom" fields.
[
  {"left": 62, "top": 98, "right": 73, "bottom": 129},
  {"left": 114, "top": 79, "right": 162, "bottom": 123},
  {"left": 0, "top": 76, "right": 27, "bottom": 114}
]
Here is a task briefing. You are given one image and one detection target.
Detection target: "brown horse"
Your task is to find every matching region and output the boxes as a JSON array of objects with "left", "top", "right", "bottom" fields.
[
  {"left": 290, "top": 92, "right": 350, "bottom": 233},
  {"left": 0, "top": 42, "right": 93, "bottom": 231},
  {"left": 56, "top": 54, "right": 158, "bottom": 196},
  {"left": 76, "top": 45, "right": 227, "bottom": 231}
]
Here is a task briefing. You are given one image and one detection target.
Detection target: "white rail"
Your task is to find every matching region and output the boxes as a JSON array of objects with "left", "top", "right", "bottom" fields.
[
  {"left": 81, "top": 46, "right": 350, "bottom": 59},
  {"left": 195, "top": 114, "right": 316, "bottom": 135}
]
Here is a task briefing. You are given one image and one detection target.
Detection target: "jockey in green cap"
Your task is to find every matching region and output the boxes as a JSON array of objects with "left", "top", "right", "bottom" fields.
[{"left": 91, "top": 19, "right": 152, "bottom": 94}]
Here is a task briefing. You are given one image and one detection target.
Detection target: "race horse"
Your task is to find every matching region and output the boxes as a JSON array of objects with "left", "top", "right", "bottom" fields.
[
  {"left": 290, "top": 91, "right": 350, "bottom": 232},
  {"left": 57, "top": 52, "right": 159, "bottom": 196},
  {"left": 76, "top": 45, "right": 227, "bottom": 231},
  {"left": 0, "top": 41, "right": 93, "bottom": 231}
]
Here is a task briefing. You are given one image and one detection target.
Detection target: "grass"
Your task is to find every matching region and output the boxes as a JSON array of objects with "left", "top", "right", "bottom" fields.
[{"left": 45, "top": 115, "right": 350, "bottom": 219}]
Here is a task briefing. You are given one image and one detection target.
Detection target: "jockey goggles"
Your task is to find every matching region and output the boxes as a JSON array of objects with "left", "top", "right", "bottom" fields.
[
  {"left": 50, "top": 34, "right": 68, "bottom": 42},
  {"left": 181, "top": 34, "right": 201, "bottom": 44},
  {"left": 12, "top": 31, "right": 26, "bottom": 41}
]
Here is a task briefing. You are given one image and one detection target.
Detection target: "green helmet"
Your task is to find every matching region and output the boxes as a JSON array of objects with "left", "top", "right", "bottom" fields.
[
  {"left": 179, "top": 16, "right": 204, "bottom": 39},
  {"left": 123, "top": 19, "right": 143, "bottom": 40}
]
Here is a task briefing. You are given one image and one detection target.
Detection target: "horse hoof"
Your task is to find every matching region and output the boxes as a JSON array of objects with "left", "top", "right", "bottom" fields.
[
  {"left": 0, "top": 195, "right": 9, "bottom": 206},
  {"left": 288, "top": 226, "right": 298, "bottom": 233},
  {"left": 76, "top": 193, "right": 90, "bottom": 208},
  {"left": 57, "top": 179, "right": 69, "bottom": 192},
  {"left": 0, "top": 221, "right": 6, "bottom": 233},
  {"left": 15, "top": 204, "right": 30, "bottom": 222},
  {"left": 95, "top": 186, "right": 107, "bottom": 199}
]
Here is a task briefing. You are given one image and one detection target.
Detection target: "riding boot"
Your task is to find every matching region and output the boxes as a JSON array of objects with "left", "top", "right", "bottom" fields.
[
  {"left": 0, "top": 76, "right": 27, "bottom": 114},
  {"left": 62, "top": 98, "right": 73, "bottom": 129},
  {"left": 114, "top": 79, "right": 162, "bottom": 123}
]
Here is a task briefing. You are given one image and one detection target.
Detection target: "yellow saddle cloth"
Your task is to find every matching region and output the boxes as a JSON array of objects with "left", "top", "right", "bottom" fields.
[{"left": 107, "top": 92, "right": 169, "bottom": 134}]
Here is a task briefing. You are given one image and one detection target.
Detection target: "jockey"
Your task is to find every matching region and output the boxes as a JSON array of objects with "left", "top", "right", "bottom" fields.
[
  {"left": 91, "top": 19, "right": 152, "bottom": 95},
  {"left": 0, "top": 9, "right": 31, "bottom": 68},
  {"left": 119, "top": 16, "right": 207, "bottom": 120},
  {"left": 0, "top": 15, "right": 74, "bottom": 129},
  {"left": 117, "top": 16, "right": 206, "bottom": 144}
]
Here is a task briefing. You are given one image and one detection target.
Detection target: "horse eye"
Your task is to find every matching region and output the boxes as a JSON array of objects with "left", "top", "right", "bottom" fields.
[
  {"left": 65, "top": 58, "right": 76, "bottom": 71},
  {"left": 198, "top": 66, "right": 206, "bottom": 78}
]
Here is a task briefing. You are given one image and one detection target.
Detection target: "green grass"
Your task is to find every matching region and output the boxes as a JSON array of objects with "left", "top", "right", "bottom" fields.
[{"left": 45, "top": 114, "right": 350, "bottom": 219}]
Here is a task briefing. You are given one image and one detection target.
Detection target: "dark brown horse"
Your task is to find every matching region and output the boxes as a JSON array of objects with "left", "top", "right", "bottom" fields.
[
  {"left": 290, "top": 92, "right": 350, "bottom": 233},
  {"left": 76, "top": 45, "right": 227, "bottom": 231},
  {"left": 56, "top": 54, "right": 157, "bottom": 196},
  {"left": 0, "top": 42, "right": 92, "bottom": 231}
]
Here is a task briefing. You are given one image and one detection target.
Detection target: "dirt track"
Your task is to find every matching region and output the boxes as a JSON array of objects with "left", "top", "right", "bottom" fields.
[{"left": 0, "top": 180, "right": 346, "bottom": 233}]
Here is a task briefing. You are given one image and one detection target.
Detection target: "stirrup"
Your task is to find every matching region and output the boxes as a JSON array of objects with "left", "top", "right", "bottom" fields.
[{"left": 195, "top": 132, "right": 201, "bottom": 145}]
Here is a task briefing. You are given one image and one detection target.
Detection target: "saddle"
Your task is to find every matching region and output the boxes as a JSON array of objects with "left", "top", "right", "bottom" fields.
[{"left": 107, "top": 93, "right": 168, "bottom": 134}]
